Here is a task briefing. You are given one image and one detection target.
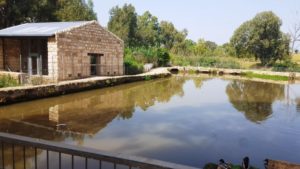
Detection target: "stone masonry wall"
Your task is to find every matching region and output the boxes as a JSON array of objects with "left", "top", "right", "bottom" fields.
[
  {"left": 0, "top": 39, "right": 3, "bottom": 70},
  {"left": 56, "top": 21, "right": 124, "bottom": 81},
  {"left": 3, "top": 39, "right": 21, "bottom": 72},
  {"left": 47, "top": 37, "right": 59, "bottom": 82},
  {"left": 0, "top": 69, "right": 171, "bottom": 105}
]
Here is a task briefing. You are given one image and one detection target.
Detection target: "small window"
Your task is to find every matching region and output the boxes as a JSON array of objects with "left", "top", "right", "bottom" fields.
[{"left": 68, "top": 74, "right": 72, "bottom": 78}]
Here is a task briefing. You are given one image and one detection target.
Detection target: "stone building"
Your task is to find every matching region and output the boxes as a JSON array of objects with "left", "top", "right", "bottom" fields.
[{"left": 0, "top": 21, "right": 124, "bottom": 82}]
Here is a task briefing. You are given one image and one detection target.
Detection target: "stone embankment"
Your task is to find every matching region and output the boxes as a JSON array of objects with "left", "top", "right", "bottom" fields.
[
  {"left": 1, "top": 66, "right": 300, "bottom": 105},
  {"left": 169, "top": 66, "right": 300, "bottom": 79},
  {"left": 0, "top": 68, "right": 171, "bottom": 105}
]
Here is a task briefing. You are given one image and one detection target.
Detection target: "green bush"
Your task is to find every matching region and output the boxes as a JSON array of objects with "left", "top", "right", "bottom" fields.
[
  {"left": 126, "top": 47, "right": 170, "bottom": 67},
  {"left": 170, "top": 54, "right": 190, "bottom": 66},
  {"left": 124, "top": 52, "right": 144, "bottom": 75},
  {"left": 0, "top": 75, "right": 19, "bottom": 88},
  {"left": 197, "top": 57, "right": 241, "bottom": 69},
  {"left": 272, "top": 61, "right": 300, "bottom": 72},
  {"left": 156, "top": 48, "right": 170, "bottom": 66},
  {"left": 171, "top": 55, "right": 241, "bottom": 69}
]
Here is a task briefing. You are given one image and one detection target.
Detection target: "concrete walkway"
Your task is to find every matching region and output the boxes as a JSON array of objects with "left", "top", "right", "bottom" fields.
[{"left": 169, "top": 66, "right": 300, "bottom": 79}]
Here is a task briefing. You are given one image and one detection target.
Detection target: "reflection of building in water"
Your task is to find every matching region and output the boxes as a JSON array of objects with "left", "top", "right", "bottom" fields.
[
  {"left": 0, "top": 77, "right": 187, "bottom": 140},
  {"left": 49, "top": 105, "right": 59, "bottom": 123},
  {"left": 0, "top": 77, "right": 189, "bottom": 169},
  {"left": 296, "top": 98, "right": 300, "bottom": 113}
]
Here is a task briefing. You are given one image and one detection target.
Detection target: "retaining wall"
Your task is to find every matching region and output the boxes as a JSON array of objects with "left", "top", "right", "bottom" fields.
[
  {"left": 0, "top": 68, "right": 171, "bottom": 105},
  {"left": 169, "top": 66, "right": 300, "bottom": 79}
]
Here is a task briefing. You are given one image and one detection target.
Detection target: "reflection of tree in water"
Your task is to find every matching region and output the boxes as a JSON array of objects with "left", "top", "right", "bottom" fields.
[
  {"left": 0, "top": 77, "right": 191, "bottom": 168},
  {"left": 192, "top": 77, "right": 204, "bottom": 89},
  {"left": 0, "top": 77, "right": 188, "bottom": 140},
  {"left": 121, "top": 76, "right": 186, "bottom": 113},
  {"left": 226, "top": 80, "right": 285, "bottom": 123}
]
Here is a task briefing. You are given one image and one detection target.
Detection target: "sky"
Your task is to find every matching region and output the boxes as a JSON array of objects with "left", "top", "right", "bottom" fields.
[{"left": 92, "top": 0, "right": 299, "bottom": 45}]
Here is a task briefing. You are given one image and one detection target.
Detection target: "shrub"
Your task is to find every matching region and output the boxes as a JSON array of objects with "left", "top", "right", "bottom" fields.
[
  {"left": 124, "top": 53, "right": 144, "bottom": 75},
  {"left": 126, "top": 47, "right": 170, "bottom": 67},
  {"left": 0, "top": 75, "right": 19, "bottom": 88},
  {"left": 197, "top": 57, "right": 241, "bottom": 69},
  {"left": 170, "top": 54, "right": 190, "bottom": 66},
  {"left": 156, "top": 48, "right": 170, "bottom": 66},
  {"left": 171, "top": 55, "right": 241, "bottom": 69},
  {"left": 272, "top": 60, "right": 300, "bottom": 72}
]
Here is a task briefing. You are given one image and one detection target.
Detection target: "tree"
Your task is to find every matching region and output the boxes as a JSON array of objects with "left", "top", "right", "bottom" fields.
[
  {"left": 290, "top": 22, "right": 300, "bottom": 53},
  {"left": 231, "top": 11, "right": 290, "bottom": 65},
  {"left": 194, "top": 39, "right": 209, "bottom": 56},
  {"left": 159, "top": 21, "right": 187, "bottom": 51},
  {"left": 56, "top": 0, "right": 97, "bottom": 21},
  {"left": 171, "top": 39, "right": 196, "bottom": 56},
  {"left": 136, "top": 11, "right": 160, "bottom": 47},
  {"left": 108, "top": 4, "right": 137, "bottom": 47},
  {"left": 222, "top": 43, "right": 236, "bottom": 57},
  {"left": 289, "top": 11, "right": 300, "bottom": 53},
  {"left": 0, "top": 0, "right": 56, "bottom": 28},
  {"left": 0, "top": 0, "right": 97, "bottom": 29},
  {"left": 205, "top": 41, "right": 218, "bottom": 51}
]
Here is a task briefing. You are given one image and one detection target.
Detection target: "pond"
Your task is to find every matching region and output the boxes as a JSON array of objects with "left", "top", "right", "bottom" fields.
[{"left": 0, "top": 75, "right": 300, "bottom": 168}]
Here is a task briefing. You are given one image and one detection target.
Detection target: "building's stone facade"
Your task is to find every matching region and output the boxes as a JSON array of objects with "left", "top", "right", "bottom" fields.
[
  {"left": 47, "top": 37, "right": 59, "bottom": 80},
  {"left": 0, "top": 21, "right": 124, "bottom": 82},
  {"left": 54, "top": 21, "right": 124, "bottom": 81}
]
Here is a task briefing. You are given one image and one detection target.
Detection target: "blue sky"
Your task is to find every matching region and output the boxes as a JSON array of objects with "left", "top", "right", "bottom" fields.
[{"left": 92, "top": 0, "right": 299, "bottom": 45}]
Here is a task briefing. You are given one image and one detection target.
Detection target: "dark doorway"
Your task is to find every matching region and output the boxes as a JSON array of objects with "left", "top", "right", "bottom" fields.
[
  {"left": 89, "top": 53, "right": 103, "bottom": 76},
  {"left": 20, "top": 38, "right": 48, "bottom": 75}
]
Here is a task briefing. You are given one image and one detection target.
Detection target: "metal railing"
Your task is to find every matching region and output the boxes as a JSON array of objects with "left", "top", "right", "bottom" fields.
[{"left": 0, "top": 132, "right": 200, "bottom": 169}]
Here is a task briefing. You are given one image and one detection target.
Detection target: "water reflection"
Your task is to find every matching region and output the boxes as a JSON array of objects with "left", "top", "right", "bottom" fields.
[
  {"left": 226, "top": 80, "right": 285, "bottom": 123},
  {"left": 0, "top": 76, "right": 300, "bottom": 169},
  {"left": 0, "top": 77, "right": 186, "bottom": 140},
  {"left": 296, "top": 98, "right": 300, "bottom": 113}
]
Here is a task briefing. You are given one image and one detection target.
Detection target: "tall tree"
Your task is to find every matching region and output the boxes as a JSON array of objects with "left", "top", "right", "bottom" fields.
[
  {"left": 56, "top": 0, "right": 97, "bottom": 21},
  {"left": 108, "top": 4, "right": 137, "bottom": 47},
  {"left": 159, "top": 21, "right": 187, "bottom": 50},
  {"left": 136, "top": 11, "right": 160, "bottom": 47},
  {"left": 231, "top": 11, "right": 290, "bottom": 65},
  {"left": 0, "top": 0, "right": 97, "bottom": 29},
  {"left": 0, "top": 0, "right": 58, "bottom": 28}
]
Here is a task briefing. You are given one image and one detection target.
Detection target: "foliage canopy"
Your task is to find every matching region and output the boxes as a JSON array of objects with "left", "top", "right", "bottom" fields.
[
  {"left": 231, "top": 11, "right": 290, "bottom": 65},
  {"left": 0, "top": 0, "right": 97, "bottom": 29}
]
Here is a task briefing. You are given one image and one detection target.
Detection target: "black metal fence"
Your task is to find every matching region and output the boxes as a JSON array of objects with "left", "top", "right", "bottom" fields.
[{"left": 0, "top": 132, "right": 200, "bottom": 169}]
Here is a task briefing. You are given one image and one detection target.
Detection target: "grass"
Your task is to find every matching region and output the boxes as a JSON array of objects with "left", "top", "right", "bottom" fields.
[
  {"left": 244, "top": 72, "right": 289, "bottom": 81},
  {"left": 292, "top": 54, "right": 300, "bottom": 63},
  {"left": 171, "top": 55, "right": 242, "bottom": 69},
  {"left": 0, "top": 75, "right": 19, "bottom": 88}
]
